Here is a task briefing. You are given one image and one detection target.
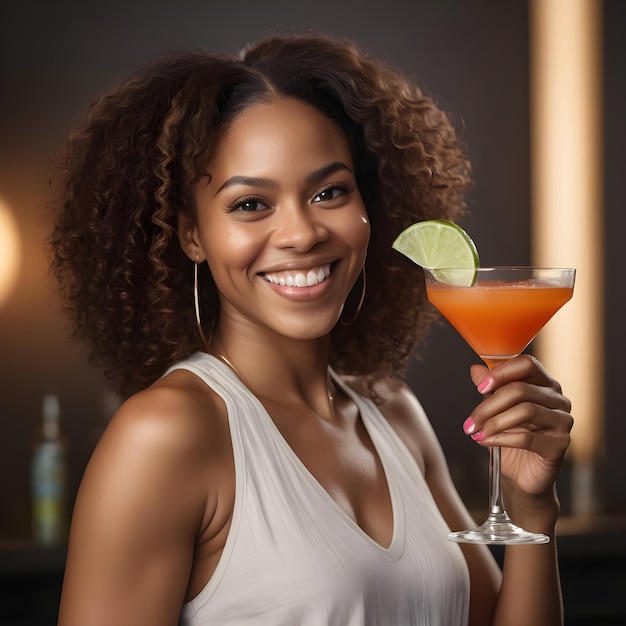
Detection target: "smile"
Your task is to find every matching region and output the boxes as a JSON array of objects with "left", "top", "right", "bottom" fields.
[{"left": 262, "top": 264, "right": 331, "bottom": 288}]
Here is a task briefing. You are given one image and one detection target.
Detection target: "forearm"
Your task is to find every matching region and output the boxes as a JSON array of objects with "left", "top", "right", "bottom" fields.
[
  {"left": 492, "top": 541, "right": 562, "bottom": 626},
  {"left": 492, "top": 491, "right": 563, "bottom": 626}
]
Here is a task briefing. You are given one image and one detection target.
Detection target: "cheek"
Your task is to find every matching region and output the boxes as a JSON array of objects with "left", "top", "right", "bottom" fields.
[{"left": 203, "top": 224, "right": 264, "bottom": 279}]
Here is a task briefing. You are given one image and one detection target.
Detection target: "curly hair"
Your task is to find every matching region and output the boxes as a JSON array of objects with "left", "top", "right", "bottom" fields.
[{"left": 48, "top": 33, "right": 471, "bottom": 397}]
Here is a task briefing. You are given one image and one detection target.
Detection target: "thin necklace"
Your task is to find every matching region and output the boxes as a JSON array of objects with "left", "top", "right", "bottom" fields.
[{"left": 210, "top": 347, "right": 243, "bottom": 380}]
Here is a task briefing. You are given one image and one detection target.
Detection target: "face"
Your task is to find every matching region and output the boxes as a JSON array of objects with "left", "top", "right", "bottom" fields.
[{"left": 186, "top": 96, "right": 370, "bottom": 343}]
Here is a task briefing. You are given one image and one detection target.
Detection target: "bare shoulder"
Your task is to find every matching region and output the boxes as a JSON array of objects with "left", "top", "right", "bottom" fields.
[
  {"left": 78, "top": 366, "right": 233, "bottom": 532},
  {"left": 105, "top": 367, "right": 229, "bottom": 457},
  {"left": 341, "top": 373, "right": 441, "bottom": 475}
]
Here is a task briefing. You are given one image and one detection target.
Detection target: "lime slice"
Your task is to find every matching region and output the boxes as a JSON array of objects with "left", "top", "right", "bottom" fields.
[{"left": 391, "top": 219, "right": 479, "bottom": 285}]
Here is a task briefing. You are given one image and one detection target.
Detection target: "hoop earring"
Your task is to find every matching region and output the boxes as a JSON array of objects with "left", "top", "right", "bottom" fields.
[
  {"left": 340, "top": 266, "right": 366, "bottom": 326},
  {"left": 193, "top": 261, "right": 209, "bottom": 347}
]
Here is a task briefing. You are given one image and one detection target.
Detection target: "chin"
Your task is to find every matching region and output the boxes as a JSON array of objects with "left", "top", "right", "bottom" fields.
[{"left": 275, "top": 315, "right": 341, "bottom": 341}]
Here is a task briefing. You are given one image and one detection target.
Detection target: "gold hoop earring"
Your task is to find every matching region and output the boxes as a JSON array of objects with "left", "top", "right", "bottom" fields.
[
  {"left": 193, "top": 261, "right": 209, "bottom": 347},
  {"left": 340, "top": 266, "right": 366, "bottom": 326}
]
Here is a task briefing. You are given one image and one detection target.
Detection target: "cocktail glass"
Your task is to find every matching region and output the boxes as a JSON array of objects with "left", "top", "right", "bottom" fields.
[{"left": 424, "top": 266, "right": 575, "bottom": 544}]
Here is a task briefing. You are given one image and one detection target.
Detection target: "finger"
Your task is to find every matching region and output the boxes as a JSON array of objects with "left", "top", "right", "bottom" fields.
[
  {"left": 470, "top": 380, "right": 572, "bottom": 426},
  {"left": 473, "top": 423, "right": 572, "bottom": 461},
  {"left": 469, "top": 403, "right": 574, "bottom": 441},
  {"left": 469, "top": 363, "right": 490, "bottom": 388},
  {"left": 470, "top": 355, "right": 562, "bottom": 395}
]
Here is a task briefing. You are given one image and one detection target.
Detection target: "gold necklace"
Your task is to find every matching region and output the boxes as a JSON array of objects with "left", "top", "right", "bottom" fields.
[{"left": 210, "top": 348, "right": 243, "bottom": 380}]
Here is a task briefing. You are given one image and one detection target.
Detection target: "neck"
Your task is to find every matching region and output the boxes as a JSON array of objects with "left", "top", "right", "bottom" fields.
[{"left": 210, "top": 326, "right": 336, "bottom": 419}]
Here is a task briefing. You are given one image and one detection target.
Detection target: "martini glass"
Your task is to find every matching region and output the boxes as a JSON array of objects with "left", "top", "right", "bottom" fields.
[{"left": 424, "top": 267, "right": 575, "bottom": 544}]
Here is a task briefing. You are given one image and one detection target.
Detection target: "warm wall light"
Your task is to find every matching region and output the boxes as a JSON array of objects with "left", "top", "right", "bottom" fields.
[
  {"left": 0, "top": 196, "right": 22, "bottom": 307},
  {"left": 529, "top": 0, "right": 604, "bottom": 515}
]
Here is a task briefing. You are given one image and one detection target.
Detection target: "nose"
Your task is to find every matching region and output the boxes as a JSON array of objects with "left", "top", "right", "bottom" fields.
[{"left": 272, "top": 204, "right": 329, "bottom": 251}]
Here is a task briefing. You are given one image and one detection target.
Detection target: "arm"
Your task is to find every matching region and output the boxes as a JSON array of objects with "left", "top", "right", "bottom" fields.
[
  {"left": 58, "top": 379, "right": 220, "bottom": 626},
  {"left": 467, "top": 355, "right": 572, "bottom": 626}
]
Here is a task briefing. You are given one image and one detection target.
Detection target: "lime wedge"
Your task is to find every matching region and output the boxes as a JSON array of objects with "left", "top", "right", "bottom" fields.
[{"left": 391, "top": 219, "right": 479, "bottom": 286}]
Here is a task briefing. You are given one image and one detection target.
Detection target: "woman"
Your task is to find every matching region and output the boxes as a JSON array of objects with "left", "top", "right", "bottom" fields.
[{"left": 50, "top": 33, "right": 572, "bottom": 625}]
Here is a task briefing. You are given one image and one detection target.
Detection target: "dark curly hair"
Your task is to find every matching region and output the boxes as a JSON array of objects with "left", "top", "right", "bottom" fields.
[{"left": 48, "top": 33, "right": 471, "bottom": 397}]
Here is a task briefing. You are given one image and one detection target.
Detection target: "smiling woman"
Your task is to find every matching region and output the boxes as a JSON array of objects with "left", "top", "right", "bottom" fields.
[{"left": 48, "top": 32, "right": 573, "bottom": 626}]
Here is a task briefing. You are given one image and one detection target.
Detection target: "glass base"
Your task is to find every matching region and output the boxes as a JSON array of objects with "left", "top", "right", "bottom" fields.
[{"left": 448, "top": 513, "right": 550, "bottom": 545}]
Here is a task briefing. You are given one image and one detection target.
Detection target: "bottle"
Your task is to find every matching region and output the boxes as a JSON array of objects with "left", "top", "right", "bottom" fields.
[{"left": 31, "top": 394, "right": 67, "bottom": 545}]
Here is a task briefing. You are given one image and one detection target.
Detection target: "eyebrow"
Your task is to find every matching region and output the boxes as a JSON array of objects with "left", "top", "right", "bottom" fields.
[
  {"left": 214, "top": 161, "right": 354, "bottom": 195},
  {"left": 306, "top": 161, "right": 354, "bottom": 185}
]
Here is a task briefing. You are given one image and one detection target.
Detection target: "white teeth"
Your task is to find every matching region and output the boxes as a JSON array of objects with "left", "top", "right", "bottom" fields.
[{"left": 264, "top": 264, "right": 331, "bottom": 288}]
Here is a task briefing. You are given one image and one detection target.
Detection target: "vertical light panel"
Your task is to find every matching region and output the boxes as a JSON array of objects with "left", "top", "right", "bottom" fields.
[
  {"left": 529, "top": 0, "right": 604, "bottom": 514},
  {"left": 0, "top": 197, "right": 21, "bottom": 308}
]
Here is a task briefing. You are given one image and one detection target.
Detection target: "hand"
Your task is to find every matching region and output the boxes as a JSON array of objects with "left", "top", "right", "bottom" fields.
[{"left": 464, "top": 355, "right": 573, "bottom": 513}]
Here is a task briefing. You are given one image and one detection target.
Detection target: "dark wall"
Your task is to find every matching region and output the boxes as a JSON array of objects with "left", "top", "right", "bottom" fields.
[
  {"left": 0, "top": 0, "right": 623, "bottom": 544},
  {"left": 603, "top": 0, "right": 626, "bottom": 514}
]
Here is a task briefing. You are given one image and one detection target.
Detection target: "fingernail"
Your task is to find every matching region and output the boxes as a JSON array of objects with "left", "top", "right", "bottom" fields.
[
  {"left": 463, "top": 417, "right": 475, "bottom": 434},
  {"left": 471, "top": 431, "right": 485, "bottom": 442},
  {"left": 477, "top": 377, "right": 494, "bottom": 394}
]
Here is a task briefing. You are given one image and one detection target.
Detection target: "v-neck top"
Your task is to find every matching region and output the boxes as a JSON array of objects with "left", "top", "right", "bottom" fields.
[{"left": 172, "top": 352, "right": 469, "bottom": 625}]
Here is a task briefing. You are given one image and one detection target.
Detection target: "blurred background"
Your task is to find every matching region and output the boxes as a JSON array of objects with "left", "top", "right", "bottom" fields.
[{"left": 0, "top": 0, "right": 624, "bottom": 624}]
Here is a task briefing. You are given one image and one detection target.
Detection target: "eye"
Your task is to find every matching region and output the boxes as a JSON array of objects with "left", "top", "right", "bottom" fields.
[
  {"left": 229, "top": 196, "right": 269, "bottom": 213},
  {"left": 312, "top": 184, "right": 350, "bottom": 204}
]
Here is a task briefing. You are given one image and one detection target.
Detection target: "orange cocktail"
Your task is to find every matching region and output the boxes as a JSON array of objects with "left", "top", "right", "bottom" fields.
[{"left": 426, "top": 280, "right": 573, "bottom": 365}]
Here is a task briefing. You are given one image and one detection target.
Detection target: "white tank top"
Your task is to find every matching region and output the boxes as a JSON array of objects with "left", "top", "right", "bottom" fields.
[{"left": 171, "top": 352, "right": 469, "bottom": 625}]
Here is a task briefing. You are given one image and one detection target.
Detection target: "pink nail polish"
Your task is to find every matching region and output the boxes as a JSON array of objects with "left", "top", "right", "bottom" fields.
[
  {"left": 471, "top": 431, "right": 485, "bottom": 442},
  {"left": 463, "top": 417, "right": 475, "bottom": 434},
  {"left": 477, "top": 377, "right": 494, "bottom": 394}
]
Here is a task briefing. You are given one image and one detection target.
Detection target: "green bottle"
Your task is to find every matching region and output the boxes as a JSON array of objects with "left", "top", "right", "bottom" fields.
[{"left": 31, "top": 395, "right": 67, "bottom": 545}]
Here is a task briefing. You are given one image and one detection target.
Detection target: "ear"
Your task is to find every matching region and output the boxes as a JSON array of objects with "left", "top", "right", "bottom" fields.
[{"left": 177, "top": 211, "right": 206, "bottom": 262}]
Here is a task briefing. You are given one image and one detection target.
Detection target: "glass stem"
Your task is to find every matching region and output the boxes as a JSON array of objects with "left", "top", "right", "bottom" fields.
[
  {"left": 488, "top": 445, "right": 506, "bottom": 518},
  {"left": 483, "top": 358, "right": 511, "bottom": 522}
]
